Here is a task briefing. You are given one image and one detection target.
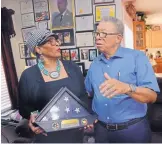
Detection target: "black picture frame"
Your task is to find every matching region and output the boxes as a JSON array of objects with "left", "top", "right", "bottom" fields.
[
  {"left": 52, "top": 29, "right": 74, "bottom": 46},
  {"left": 69, "top": 48, "right": 80, "bottom": 62},
  {"left": 94, "top": 0, "right": 114, "bottom": 4},
  {"left": 34, "top": 87, "right": 97, "bottom": 132},
  {"left": 89, "top": 49, "right": 97, "bottom": 61},
  {"left": 76, "top": 62, "right": 85, "bottom": 76},
  {"left": 19, "top": 43, "right": 30, "bottom": 59},
  {"left": 25, "top": 58, "right": 37, "bottom": 66},
  {"left": 61, "top": 49, "right": 71, "bottom": 60},
  {"left": 33, "top": 0, "right": 50, "bottom": 22}
]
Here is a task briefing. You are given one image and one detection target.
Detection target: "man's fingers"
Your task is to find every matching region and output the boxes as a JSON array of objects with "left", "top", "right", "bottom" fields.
[
  {"left": 104, "top": 73, "right": 111, "bottom": 80},
  {"left": 108, "top": 90, "right": 119, "bottom": 98},
  {"left": 103, "top": 86, "right": 116, "bottom": 97}
]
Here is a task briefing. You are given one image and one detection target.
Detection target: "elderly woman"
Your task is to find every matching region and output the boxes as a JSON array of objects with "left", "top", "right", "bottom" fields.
[{"left": 18, "top": 29, "right": 87, "bottom": 143}]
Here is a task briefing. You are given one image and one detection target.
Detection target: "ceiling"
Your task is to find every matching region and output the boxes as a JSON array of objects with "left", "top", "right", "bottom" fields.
[{"left": 133, "top": 0, "right": 162, "bottom": 24}]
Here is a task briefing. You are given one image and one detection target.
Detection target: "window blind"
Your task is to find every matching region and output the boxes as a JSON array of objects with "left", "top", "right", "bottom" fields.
[{"left": 1, "top": 60, "right": 11, "bottom": 113}]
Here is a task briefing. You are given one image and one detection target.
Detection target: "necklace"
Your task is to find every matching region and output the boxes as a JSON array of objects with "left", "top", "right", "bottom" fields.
[{"left": 38, "top": 59, "right": 61, "bottom": 79}]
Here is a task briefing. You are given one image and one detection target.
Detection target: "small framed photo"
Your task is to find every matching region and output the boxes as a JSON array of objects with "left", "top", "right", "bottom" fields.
[
  {"left": 94, "top": 0, "right": 114, "bottom": 4},
  {"left": 77, "top": 62, "right": 85, "bottom": 76},
  {"left": 89, "top": 49, "right": 97, "bottom": 61},
  {"left": 61, "top": 49, "right": 70, "bottom": 60},
  {"left": 19, "top": 43, "right": 31, "bottom": 59},
  {"left": 69, "top": 48, "right": 80, "bottom": 62},
  {"left": 26, "top": 58, "right": 37, "bottom": 66}
]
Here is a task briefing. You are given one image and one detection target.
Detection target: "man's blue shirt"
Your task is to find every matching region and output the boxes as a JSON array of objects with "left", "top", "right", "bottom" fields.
[{"left": 85, "top": 47, "right": 160, "bottom": 123}]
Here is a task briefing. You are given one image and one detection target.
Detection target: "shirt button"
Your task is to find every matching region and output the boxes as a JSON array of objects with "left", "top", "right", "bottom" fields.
[
  {"left": 107, "top": 65, "right": 110, "bottom": 67},
  {"left": 105, "top": 104, "right": 107, "bottom": 106},
  {"left": 107, "top": 117, "right": 110, "bottom": 120}
]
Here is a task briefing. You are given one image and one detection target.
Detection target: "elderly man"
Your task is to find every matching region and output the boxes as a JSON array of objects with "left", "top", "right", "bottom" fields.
[
  {"left": 52, "top": 0, "right": 73, "bottom": 28},
  {"left": 85, "top": 16, "right": 160, "bottom": 143}
]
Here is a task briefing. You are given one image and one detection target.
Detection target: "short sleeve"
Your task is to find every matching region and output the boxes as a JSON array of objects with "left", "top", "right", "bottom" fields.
[
  {"left": 84, "top": 69, "right": 93, "bottom": 95},
  {"left": 135, "top": 52, "right": 160, "bottom": 93}
]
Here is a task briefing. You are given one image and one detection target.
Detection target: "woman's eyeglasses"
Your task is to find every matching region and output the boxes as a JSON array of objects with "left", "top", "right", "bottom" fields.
[{"left": 39, "top": 37, "right": 61, "bottom": 46}]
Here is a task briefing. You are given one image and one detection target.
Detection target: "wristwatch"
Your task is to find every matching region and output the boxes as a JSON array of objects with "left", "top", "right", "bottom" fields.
[{"left": 129, "top": 84, "right": 137, "bottom": 93}]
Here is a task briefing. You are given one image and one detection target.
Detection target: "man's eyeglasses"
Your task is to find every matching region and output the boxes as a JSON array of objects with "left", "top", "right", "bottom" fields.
[{"left": 93, "top": 32, "right": 121, "bottom": 38}]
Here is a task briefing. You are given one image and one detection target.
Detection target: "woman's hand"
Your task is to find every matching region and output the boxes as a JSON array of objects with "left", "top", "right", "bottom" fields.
[{"left": 28, "top": 113, "right": 47, "bottom": 136}]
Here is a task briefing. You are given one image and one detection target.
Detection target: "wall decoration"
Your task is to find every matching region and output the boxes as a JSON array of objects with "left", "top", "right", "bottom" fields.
[
  {"left": 94, "top": 0, "right": 114, "bottom": 4},
  {"left": 75, "top": 0, "right": 92, "bottom": 16},
  {"left": 76, "top": 32, "right": 94, "bottom": 47},
  {"left": 76, "top": 62, "right": 85, "bottom": 76},
  {"left": 21, "top": 13, "right": 35, "bottom": 28},
  {"left": 36, "top": 21, "right": 48, "bottom": 29},
  {"left": 20, "top": 0, "right": 33, "bottom": 14},
  {"left": 75, "top": 15, "right": 94, "bottom": 32},
  {"left": 26, "top": 58, "right": 37, "bottom": 66},
  {"left": 69, "top": 48, "right": 80, "bottom": 62},
  {"left": 49, "top": 0, "right": 75, "bottom": 30},
  {"left": 61, "top": 49, "right": 70, "bottom": 60},
  {"left": 95, "top": 4, "right": 116, "bottom": 22},
  {"left": 33, "top": 0, "right": 50, "bottom": 22},
  {"left": 52, "top": 29, "right": 74, "bottom": 46},
  {"left": 89, "top": 49, "right": 97, "bottom": 61},
  {"left": 22, "top": 27, "right": 37, "bottom": 41}
]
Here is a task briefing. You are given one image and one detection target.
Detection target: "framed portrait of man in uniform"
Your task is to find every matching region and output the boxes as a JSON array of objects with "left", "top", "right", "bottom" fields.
[{"left": 49, "top": 0, "right": 74, "bottom": 30}]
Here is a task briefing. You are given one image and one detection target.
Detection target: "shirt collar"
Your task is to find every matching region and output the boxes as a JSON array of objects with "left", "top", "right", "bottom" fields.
[
  {"left": 61, "top": 9, "right": 67, "bottom": 16},
  {"left": 99, "top": 46, "right": 124, "bottom": 61}
]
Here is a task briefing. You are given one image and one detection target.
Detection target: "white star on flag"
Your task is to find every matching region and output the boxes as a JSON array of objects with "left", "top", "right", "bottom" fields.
[
  {"left": 50, "top": 106, "right": 60, "bottom": 113},
  {"left": 64, "top": 97, "right": 69, "bottom": 102},
  {"left": 74, "top": 108, "right": 80, "bottom": 113},
  {"left": 65, "top": 107, "right": 70, "bottom": 113}
]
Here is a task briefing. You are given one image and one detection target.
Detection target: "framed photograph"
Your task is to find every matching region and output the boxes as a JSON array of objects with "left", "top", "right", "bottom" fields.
[
  {"left": 89, "top": 49, "right": 97, "bottom": 61},
  {"left": 19, "top": 43, "right": 30, "bottom": 59},
  {"left": 79, "top": 47, "right": 95, "bottom": 69},
  {"left": 21, "top": 13, "right": 35, "bottom": 28},
  {"left": 33, "top": 0, "right": 50, "bottom": 22},
  {"left": 94, "top": 0, "right": 114, "bottom": 4},
  {"left": 76, "top": 32, "right": 94, "bottom": 47},
  {"left": 22, "top": 27, "right": 37, "bottom": 41},
  {"left": 75, "top": 0, "right": 92, "bottom": 16},
  {"left": 52, "top": 29, "right": 74, "bottom": 46},
  {"left": 76, "top": 62, "right": 85, "bottom": 76},
  {"left": 49, "top": 0, "right": 75, "bottom": 30},
  {"left": 26, "top": 58, "right": 37, "bottom": 66},
  {"left": 61, "top": 49, "right": 70, "bottom": 60},
  {"left": 95, "top": 4, "right": 116, "bottom": 23},
  {"left": 36, "top": 21, "right": 48, "bottom": 29},
  {"left": 20, "top": 0, "right": 33, "bottom": 14},
  {"left": 75, "top": 15, "right": 94, "bottom": 32},
  {"left": 69, "top": 48, "right": 80, "bottom": 62}
]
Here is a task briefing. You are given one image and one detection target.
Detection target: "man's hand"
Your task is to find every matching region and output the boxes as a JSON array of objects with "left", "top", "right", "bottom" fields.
[
  {"left": 84, "top": 120, "right": 98, "bottom": 131},
  {"left": 99, "top": 73, "right": 130, "bottom": 98},
  {"left": 29, "top": 113, "right": 47, "bottom": 136}
]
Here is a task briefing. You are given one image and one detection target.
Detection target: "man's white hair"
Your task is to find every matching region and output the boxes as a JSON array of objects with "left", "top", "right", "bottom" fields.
[{"left": 101, "top": 16, "right": 124, "bottom": 36}]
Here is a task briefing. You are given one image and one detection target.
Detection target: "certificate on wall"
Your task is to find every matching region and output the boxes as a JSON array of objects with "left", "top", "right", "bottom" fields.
[
  {"left": 76, "top": 32, "right": 94, "bottom": 47},
  {"left": 36, "top": 21, "right": 48, "bottom": 29},
  {"left": 95, "top": 4, "right": 116, "bottom": 22},
  {"left": 20, "top": 0, "right": 33, "bottom": 14},
  {"left": 75, "top": 0, "right": 92, "bottom": 16},
  {"left": 94, "top": 0, "right": 114, "bottom": 4},
  {"left": 75, "top": 15, "right": 94, "bottom": 32},
  {"left": 21, "top": 13, "right": 35, "bottom": 28},
  {"left": 22, "top": 27, "right": 37, "bottom": 41},
  {"left": 33, "top": 0, "right": 50, "bottom": 22}
]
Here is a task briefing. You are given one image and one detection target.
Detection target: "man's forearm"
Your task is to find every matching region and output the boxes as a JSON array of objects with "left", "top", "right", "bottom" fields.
[{"left": 127, "top": 87, "right": 157, "bottom": 103}]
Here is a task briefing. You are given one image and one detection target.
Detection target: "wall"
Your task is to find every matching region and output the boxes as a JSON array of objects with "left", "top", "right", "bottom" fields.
[{"left": 2, "top": 0, "right": 124, "bottom": 79}]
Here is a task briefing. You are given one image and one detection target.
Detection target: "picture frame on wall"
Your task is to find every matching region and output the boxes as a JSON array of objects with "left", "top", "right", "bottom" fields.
[
  {"left": 33, "top": 0, "right": 50, "bottom": 22},
  {"left": 94, "top": 0, "right": 114, "bottom": 4},
  {"left": 49, "top": 0, "right": 75, "bottom": 30},
  {"left": 76, "top": 62, "right": 85, "bottom": 76},
  {"left": 26, "top": 58, "right": 37, "bottom": 66},
  {"left": 36, "top": 21, "right": 48, "bottom": 30},
  {"left": 20, "top": 0, "right": 33, "bottom": 14},
  {"left": 95, "top": 4, "right": 116, "bottom": 23},
  {"left": 89, "top": 49, "right": 97, "bottom": 61},
  {"left": 61, "top": 49, "right": 70, "bottom": 60},
  {"left": 75, "top": 15, "right": 94, "bottom": 32},
  {"left": 22, "top": 27, "right": 37, "bottom": 42},
  {"left": 21, "top": 13, "right": 35, "bottom": 28},
  {"left": 69, "top": 48, "right": 80, "bottom": 62},
  {"left": 75, "top": 0, "right": 93, "bottom": 16},
  {"left": 52, "top": 29, "right": 74, "bottom": 46}
]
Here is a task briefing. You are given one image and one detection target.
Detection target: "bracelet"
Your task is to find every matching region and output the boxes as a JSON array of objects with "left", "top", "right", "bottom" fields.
[{"left": 31, "top": 110, "right": 39, "bottom": 115}]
